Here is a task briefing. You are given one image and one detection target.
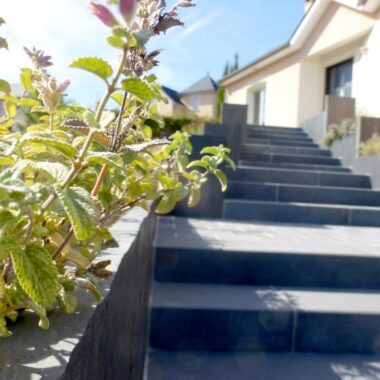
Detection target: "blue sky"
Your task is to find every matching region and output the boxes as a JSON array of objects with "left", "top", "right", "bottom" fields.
[{"left": 0, "top": 0, "right": 305, "bottom": 106}]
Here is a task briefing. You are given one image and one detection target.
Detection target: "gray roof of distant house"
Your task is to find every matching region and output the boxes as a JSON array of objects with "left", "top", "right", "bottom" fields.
[
  {"left": 161, "top": 86, "right": 183, "bottom": 105},
  {"left": 181, "top": 76, "right": 218, "bottom": 95}
]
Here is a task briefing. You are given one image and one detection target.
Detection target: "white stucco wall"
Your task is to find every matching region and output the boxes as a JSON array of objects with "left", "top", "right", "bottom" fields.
[{"left": 223, "top": 0, "right": 380, "bottom": 127}]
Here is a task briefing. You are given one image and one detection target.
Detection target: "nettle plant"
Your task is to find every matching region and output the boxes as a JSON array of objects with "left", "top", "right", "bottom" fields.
[{"left": 0, "top": 0, "right": 234, "bottom": 337}]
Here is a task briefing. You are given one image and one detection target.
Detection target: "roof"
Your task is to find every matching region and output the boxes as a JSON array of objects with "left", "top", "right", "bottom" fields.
[
  {"left": 181, "top": 75, "right": 218, "bottom": 95},
  {"left": 219, "top": 0, "right": 380, "bottom": 87},
  {"left": 161, "top": 86, "right": 183, "bottom": 105}
]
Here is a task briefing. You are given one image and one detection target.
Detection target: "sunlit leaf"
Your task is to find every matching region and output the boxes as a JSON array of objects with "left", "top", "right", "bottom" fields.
[{"left": 69, "top": 57, "right": 113, "bottom": 82}]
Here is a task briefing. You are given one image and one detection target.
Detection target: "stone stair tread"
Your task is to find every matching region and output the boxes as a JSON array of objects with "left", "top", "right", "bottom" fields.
[
  {"left": 155, "top": 216, "right": 380, "bottom": 258},
  {"left": 147, "top": 350, "right": 380, "bottom": 380},
  {"left": 229, "top": 180, "right": 377, "bottom": 193},
  {"left": 152, "top": 282, "right": 380, "bottom": 315},
  {"left": 225, "top": 199, "right": 380, "bottom": 211},
  {"left": 238, "top": 161, "right": 351, "bottom": 173}
]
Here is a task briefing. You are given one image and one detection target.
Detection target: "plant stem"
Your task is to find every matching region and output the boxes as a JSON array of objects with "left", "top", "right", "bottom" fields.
[
  {"left": 52, "top": 228, "right": 73, "bottom": 260},
  {"left": 49, "top": 111, "right": 54, "bottom": 131},
  {"left": 91, "top": 164, "right": 108, "bottom": 196},
  {"left": 50, "top": 49, "right": 129, "bottom": 260},
  {"left": 95, "top": 47, "right": 128, "bottom": 123},
  {"left": 110, "top": 91, "right": 128, "bottom": 152}
]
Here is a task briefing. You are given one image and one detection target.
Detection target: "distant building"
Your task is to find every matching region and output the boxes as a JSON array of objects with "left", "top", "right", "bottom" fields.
[
  {"left": 220, "top": 0, "right": 380, "bottom": 127},
  {"left": 158, "top": 86, "right": 190, "bottom": 116},
  {"left": 180, "top": 75, "right": 218, "bottom": 119}
]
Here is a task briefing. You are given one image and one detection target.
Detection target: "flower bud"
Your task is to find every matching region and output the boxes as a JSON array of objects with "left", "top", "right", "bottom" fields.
[
  {"left": 57, "top": 80, "right": 70, "bottom": 93},
  {"left": 89, "top": 2, "right": 119, "bottom": 27},
  {"left": 120, "top": 0, "right": 136, "bottom": 22}
]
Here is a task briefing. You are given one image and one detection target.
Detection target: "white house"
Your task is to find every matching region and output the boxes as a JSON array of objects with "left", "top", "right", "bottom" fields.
[{"left": 220, "top": 0, "right": 380, "bottom": 127}]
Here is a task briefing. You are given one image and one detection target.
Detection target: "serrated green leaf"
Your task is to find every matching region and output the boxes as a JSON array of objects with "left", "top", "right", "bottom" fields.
[
  {"left": 107, "top": 35, "right": 125, "bottom": 49},
  {"left": 0, "top": 317, "right": 11, "bottom": 337},
  {"left": 20, "top": 98, "right": 40, "bottom": 107},
  {"left": 87, "top": 152, "right": 124, "bottom": 170},
  {"left": 100, "top": 111, "right": 116, "bottom": 129},
  {"left": 11, "top": 243, "right": 60, "bottom": 310},
  {"left": 187, "top": 160, "right": 209, "bottom": 169},
  {"left": 21, "top": 132, "right": 78, "bottom": 158},
  {"left": 58, "top": 287, "right": 77, "bottom": 314},
  {"left": 25, "top": 300, "right": 49, "bottom": 330},
  {"left": 17, "top": 160, "right": 69, "bottom": 183},
  {"left": 55, "top": 185, "right": 99, "bottom": 240},
  {"left": 201, "top": 146, "right": 219, "bottom": 155},
  {"left": 111, "top": 92, "right": 124, "bottom": 106},
  {"left": 69, "top": 57, "right": 113, "bottom": 82},
  {"left": 0, "top": 79, "right": 10, "bottom": 95},
  {"left": 0, "top": 117, "right": 13, "bottom": 129},
  {"left": 121, "top": 78, "right": 154, "bottom": 101},
  {"left": 156, "top": 194, "right": 176, "bottom": 214},
  {"left": 4, "top": 102, "right": 17, "bottom": 118},
  {"left": 0, "top": 155, "right": 14, "bottom": 166},
  {"left": 20, "top": 68, "right": 34, "bottom": 92},
  {"left": 31, "top": 105, "right": 48, "bottom": 113},
  {"left": 188, "top": 187, "right": 201, "bottom": 207},
  {"left": 214, "top": 169, "right": 227, "bottom": 192}
]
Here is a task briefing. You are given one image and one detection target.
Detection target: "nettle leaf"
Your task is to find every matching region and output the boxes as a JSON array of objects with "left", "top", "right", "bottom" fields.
[
  {"left": 121, "top": 139, "right": 169, "bottom": 153},
  {"left": 121, "top": 78, "right": 154, "bottom": 101},
  {"left": 214, "top": 169, "right": 227, "bottom": 192},
  {"left": 58, "top": 287, "right": 77, "bottom": 314},
  {"left": 0, "top": 317, "right": 11, "bottom": 337},
  {"left": 87, "top": 152, "right": 124, "bottom": 170},
  {"left": 156, "top": 194, "right": 176, "bottom": 214},
  {"left": 17, "top": 160, "right": 69, "bottom": 183},
  {"left": 0, "top": 155, "right": 14, "bottom": 166},
  {"left": 21, "top": 132, "right": 78, "bottom": 158},
  {"left": 0, "top": 79, "right": 11, "bottom": 95},
  {"left": 25, "top": 300, "right": 49, "bottom": 330},
  {"left": 20, "top": 68, "right": 34, "bottom": 93},
  {"left": 55, "top": 185, "right": 99, "bottom": 241},
  {"left": 188, "top": 187, "right": 201, "bottom": 207},
  {"left": 11, "top": 243, "right": 60, "bottom": 310},
  {"left": 19, "top": 98, "right": 40, "bottom": 107},
  {"left": 69, "top": 57, "right": 113, "bottom": 82}
]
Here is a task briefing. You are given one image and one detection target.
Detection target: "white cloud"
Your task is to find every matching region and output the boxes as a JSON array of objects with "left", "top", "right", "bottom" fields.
[{"left": 171, "top": 11, "right": 221, "bottom": 44}]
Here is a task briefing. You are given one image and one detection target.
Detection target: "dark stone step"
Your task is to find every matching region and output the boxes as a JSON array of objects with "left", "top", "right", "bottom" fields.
[
  {"left": 238, "top": 161, "right": 351, "bottom": 173},
  {"left": 227, "top": 167, "right": 371, "bottom": 189},
  {"left": 227, "top": 181, "right": 380, "bottom": 207},
  {"left": 150, "top": 282, "right": 380, "bottom": 354},
  {"left": 146, "top": 350, "right": 380, "bottom": 380},
  {"left": 244, "top": 138, "right": 319, "bottom": 148},
  {"left": 223, "top": 200, "right": 380, "bottom": 226},
  {"left": 242, "top": 144, "right": 331, "bottom": 157},
  {"left": 240, "top": 152, "right": 341, "bottom": 166},
  {"left": 247, "top": 125, "right": 305, "bottom": 133}
]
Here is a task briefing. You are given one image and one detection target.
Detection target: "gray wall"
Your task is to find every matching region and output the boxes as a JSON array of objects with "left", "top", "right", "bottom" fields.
[
  {"left": 330, "top": 135, "right": 380, "bottom": 190},
  {"left": 61, "top": 213, "right": 157, "bottom": 380},
  {"left": 301, "top": 112, "right": 326, "bottom": 146}
]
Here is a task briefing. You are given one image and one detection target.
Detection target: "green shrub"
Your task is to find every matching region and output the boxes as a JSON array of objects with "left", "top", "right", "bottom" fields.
[
  {"left": 322, "top": 119, "right": 356, "bottom": 147},
  {"left": 359, "top": 133, "right": 380, "bottom": 156}
]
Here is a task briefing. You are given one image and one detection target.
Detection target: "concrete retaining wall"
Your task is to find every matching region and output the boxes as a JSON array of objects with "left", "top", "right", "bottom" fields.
[{"left": 61, "top": 212, "right": 157, "bottom": 380}]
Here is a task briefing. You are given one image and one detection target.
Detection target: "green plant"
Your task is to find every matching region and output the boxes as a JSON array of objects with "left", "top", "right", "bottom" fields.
[
  {"left": 0, "top": 0, "right": 234, "bottom": 337},
  {"left": 322, "top": 118, "right": 356, "bottom": 147},
  {"left": 359, "top": 133, "right": 380, "bottom": 156}
]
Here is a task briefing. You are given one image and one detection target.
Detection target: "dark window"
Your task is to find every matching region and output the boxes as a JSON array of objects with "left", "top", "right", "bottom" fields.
[{"left": 326, "top": 59, "right": 353, "bottom": 98}]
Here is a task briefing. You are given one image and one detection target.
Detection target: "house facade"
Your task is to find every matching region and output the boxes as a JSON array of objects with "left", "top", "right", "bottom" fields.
[
  {"left": 157, "top": 86, "right": 190, "bottom": 117},
  {"left": 180, "top": 75, "right": 218, "bottom": 119},
  {"left": 157, "top": 76, "right": 218, "bottom": 119},
  {"left": 220, "top": 0, "right": 380, "bottom": 127}
]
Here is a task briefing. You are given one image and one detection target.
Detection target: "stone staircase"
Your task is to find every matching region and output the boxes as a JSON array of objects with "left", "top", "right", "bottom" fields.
[{"left": 145, "top": 125, "right": 380, "bottom": 379}]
